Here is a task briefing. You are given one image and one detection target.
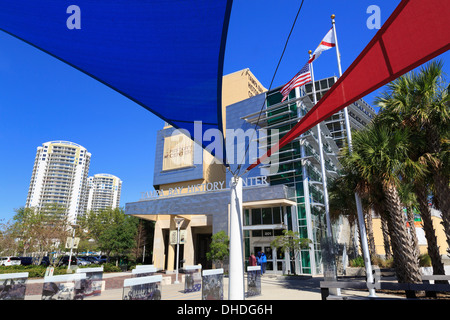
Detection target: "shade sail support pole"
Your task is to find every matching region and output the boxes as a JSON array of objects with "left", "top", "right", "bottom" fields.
[
  {"left": 332, "top": 14, "right": 376, "bottom": 297},
  {"left": 229, "top": 175, "right": 245, "bottom": 300}
]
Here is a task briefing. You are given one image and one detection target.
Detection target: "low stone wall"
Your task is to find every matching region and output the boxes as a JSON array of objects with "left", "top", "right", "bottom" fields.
[{"left": 24, "top": 272, "right": 180, "bottom": 296}]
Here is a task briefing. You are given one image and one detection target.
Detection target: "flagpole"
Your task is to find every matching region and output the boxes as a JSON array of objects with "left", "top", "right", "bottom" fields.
[
  {"left": 308, "top": 52, "right": 333, "bottom": 246},
  {"left": 331, "top": 14, "right": 352, "bottom": 149},
  {"left": 332, "top": 14, "right": 376, "bottom": 297},
  {"left": 309, "top": 51, "right": 339, "bottom": 292}
]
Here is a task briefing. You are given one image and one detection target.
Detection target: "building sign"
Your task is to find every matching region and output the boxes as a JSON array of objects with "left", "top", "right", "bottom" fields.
[
  {"left": 170, "top": 230, "right": 186, "bottom": 245},
  {"left": 162, "top": 134, "right": 194, "bottom": 171},
  {"left": 140, "top": 176, "right": 268, "bottom": 201},
  {"left": 247, "top": 73, "right": 265, "bottom": 98},
  {"left": 65, "top": 237, "right": 80, "bottom": 249}
]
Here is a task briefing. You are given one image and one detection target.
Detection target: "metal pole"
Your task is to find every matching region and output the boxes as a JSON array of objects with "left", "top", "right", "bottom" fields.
[
  {"left": 309, "top": 54, "right": 339, "bottom": 294},
  {"left": 332, "top": 14, "right": 376, "bottom": 297},
  {"left": 67, "top": 225, "right": 76, "bottom": 271},
  {"left": 174, "top": 217, "right": 184, "bottom": 284},
  {"left": 309, "top": 54, "right": 333, "bottom": 241},
  {"left": 331, "top": 14, "right": 353, "bottom": 150},
  {"left": 229, "top": 176, "right": 244, "bottom": 300},
  {"left": 142, "top": 245, "right": 146, "bottom": 264}
]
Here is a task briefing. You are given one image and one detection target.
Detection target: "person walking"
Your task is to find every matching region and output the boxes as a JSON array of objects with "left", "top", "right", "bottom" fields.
[
  {"left": 249, "top": 252, "right": 257, "bottom": 267},
  {"left": 260, "top": 251, "right": 267, "bottom": 275},
  {"left": 256, "top": 251, "right": 262, "bottom": 274}
]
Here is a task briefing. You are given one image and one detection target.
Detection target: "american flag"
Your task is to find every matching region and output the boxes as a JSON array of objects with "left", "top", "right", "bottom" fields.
[{"left": 280, "top": 62, "right": 312, "bottom": 102}]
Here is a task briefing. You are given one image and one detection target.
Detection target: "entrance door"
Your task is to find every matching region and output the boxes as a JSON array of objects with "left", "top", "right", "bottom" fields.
[
  {"left": 253, "top": 246, "right": 274, "bottom": 272},
  {"left": 196, "top": 234, "right": 212, "bottom": 269},
  {"left": 173, "top": 244, "right": 184, "bottom": 270}
]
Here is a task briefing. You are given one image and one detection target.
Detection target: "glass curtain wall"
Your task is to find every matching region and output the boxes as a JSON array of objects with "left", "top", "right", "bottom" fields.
[{"left": 263, "top": 89, "right": 327, "bottom": 275}]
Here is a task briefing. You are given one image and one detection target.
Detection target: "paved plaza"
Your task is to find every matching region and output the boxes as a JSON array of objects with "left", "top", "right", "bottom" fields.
[{"left": 23, "top": 271, "right": 404, "bottom": 301}]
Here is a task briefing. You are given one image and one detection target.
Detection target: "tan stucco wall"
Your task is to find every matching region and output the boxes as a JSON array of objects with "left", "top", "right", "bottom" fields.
[{"left": 372, "top": 215, "right": 448, "bottom": 256}]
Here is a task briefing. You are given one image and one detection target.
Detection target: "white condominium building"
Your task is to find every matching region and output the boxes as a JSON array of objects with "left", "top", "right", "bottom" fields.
[
  {"left": 87, "top": 174, "right": 122, "bottom": 212},
  {"left": 26, "top": 141, "right": 91, "bottom": 224}
]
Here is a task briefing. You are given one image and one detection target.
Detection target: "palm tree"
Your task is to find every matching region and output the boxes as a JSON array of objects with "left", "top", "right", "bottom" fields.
[
  {"left": 413, "top": 181, "right": 446, "bottom": 276},
  {"left": 376, "top": 60, "right": 450, "bottom": 255},
  {"left": 367, "top": 181, "right": 393, "bottom": 260},
  {"left": 341, "top": 123, "right": 421, "bottom": 284},
  {"left": 397, "top": 182, "right": 420, "bottom": 258},
  {"left": 380, "top": 214, "right": 392, "bottom": 260},
  {"left": 328, "top": 168, "right": 376, "bottom": 260}
]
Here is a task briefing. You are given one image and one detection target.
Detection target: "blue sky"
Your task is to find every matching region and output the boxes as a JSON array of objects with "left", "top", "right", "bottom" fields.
[{"left": 0, "top": 0, "right": 448, "bottom": 222}]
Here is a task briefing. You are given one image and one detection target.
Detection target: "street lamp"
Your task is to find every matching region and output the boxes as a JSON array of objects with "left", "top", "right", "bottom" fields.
[
  {"left": 174, "top": 217, "right": 184, "bottom": 284},
  {"left": 67, "top": 224, "right": 79, "bottom": 272}
]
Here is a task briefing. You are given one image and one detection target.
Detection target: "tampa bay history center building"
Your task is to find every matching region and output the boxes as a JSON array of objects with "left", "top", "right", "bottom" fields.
[{"left": 125, "top": 69, "right": 375, "bottom": 275}]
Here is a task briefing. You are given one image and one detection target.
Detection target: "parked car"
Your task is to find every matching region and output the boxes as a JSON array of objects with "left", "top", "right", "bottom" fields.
[
  {"left": 96, "top": 255, "right": 108, "bottom": 264},
  {"left": 56, "top": 255, "right": 77, "bottom": 267},
  {"left": 39, "top": 256, "right": 51, "bottom": 267},
  {"left": 0, "top": 256, "right": 22, "bottom": 266},
  {"left": 76, "top": 257, "right": 91, "bottom": 266},
  {"left": 80, "top": 256, "right": 100, "bottom": 264},
  {"left": 19, "top": 257, "right": 33, "bottom": 266},
  {"left": 31, "top": 256, "right": 51, "bottom": 266}
]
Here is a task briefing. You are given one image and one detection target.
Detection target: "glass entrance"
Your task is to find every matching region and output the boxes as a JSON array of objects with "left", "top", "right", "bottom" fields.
[
  {"left": 196, "top": 234, "right": 212, "bottom": 269},
  {"left": 253, "top": 246, "right": 274, "bottom": 272}
]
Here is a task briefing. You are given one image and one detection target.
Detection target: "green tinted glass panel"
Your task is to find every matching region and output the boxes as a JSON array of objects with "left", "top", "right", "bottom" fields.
[
  {"left": 262, "top": 208, "right": 272, "bottom": 224},
  {"left": 252, "top": 209, "right": 261, "bottom": 225},
  {"left": 273, "top": 207, "right": 281, "bottom": 224}
]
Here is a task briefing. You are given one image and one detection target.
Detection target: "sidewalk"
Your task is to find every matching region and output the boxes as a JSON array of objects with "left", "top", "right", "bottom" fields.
[{"left": 24, "top": 272, "right": 404, "bottom": 300}]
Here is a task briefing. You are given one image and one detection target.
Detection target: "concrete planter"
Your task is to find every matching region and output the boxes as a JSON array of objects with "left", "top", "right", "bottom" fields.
[
  {"left": 344, "top": 267, "right": 397, "bottom": 277},
  {"left": 344, "top": 267, "right": 366, "bottom": 277}
]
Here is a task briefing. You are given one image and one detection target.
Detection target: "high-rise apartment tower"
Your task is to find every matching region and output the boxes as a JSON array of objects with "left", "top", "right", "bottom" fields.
[
  {"left": 26, "top": 141, "right": 91, "bottom": 224},
  {"left": 87, "top": 174, "right": 122, "bottom": 212}
]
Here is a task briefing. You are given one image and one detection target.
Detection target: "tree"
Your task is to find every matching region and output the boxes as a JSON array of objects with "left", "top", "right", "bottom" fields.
[
  {"left": 0, "top": 219, "right": 16, "bottom": 256},
  {"left": 397, "top": 183, "right": 421, "bottom": 258},
  {"left": 376, "top": 60, "right": 450, "bottom": 256},
  {"left": 341, "top": 123, "right": 421, "bottom": 284},
  {"left": 79, "top": 208, "right": 139, "bottom": 261},
  {"left": 132, "top": 219, "right": 154, "bottom": 263},
  {"left": 329, "top": 163, "right": 377, "bottom": 261},
  {"left": 206, "top": 230, "right": 229, "bottom": 268},
  {"left": 11, "top": 205, "right": 70, "bottom": 262},
  {"left": 270, "top": 230, "right": 312, "bottom": 268}
]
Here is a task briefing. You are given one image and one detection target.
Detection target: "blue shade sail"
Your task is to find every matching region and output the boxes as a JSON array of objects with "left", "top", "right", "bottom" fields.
[{"left": 0, "top": 0, "right": 233, "bottom": 162}]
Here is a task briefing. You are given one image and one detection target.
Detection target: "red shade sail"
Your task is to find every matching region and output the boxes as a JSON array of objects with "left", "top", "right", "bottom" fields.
[{"left": 247, "top": 0, "right": 450, "bottom": 171}]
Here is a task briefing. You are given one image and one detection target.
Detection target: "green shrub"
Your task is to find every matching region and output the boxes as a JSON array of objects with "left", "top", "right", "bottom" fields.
[
  {"left": 419, "top": 253, "right": 432, "bottom": 267},
  {"left": 349, "top": 256, "right": 365, "bottom": 267},
  {"left": 0, "top": 265, "right": 48, "bottom": 278},
  {"left": 371, "top": 256, "right": 394, "bottom": 268},
  {"left": 102, "top": 263, "right": 122, "bottom": 273}
]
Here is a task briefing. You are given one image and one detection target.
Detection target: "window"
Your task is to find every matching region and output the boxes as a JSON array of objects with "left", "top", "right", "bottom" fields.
[
  {"left": 304, "top": 83, "right": 312, "bottom": 93},
  {"left": 262, "top": 208, "right": 272, "bottom": 224},
  {"left": 273, "top": 207, "right": 282, "bottom": 224},
  {"left": 248, "top": 207, "right": 284, "bottom": 226},
  {"left": 328, "top": 77, "right": 336, "bottom": 87},
  {"left": 252, "top": 230, "right": 262, "bottom": 237},
  {"left": 252, "top": 209, "right": 262, "bottom": 225}
]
